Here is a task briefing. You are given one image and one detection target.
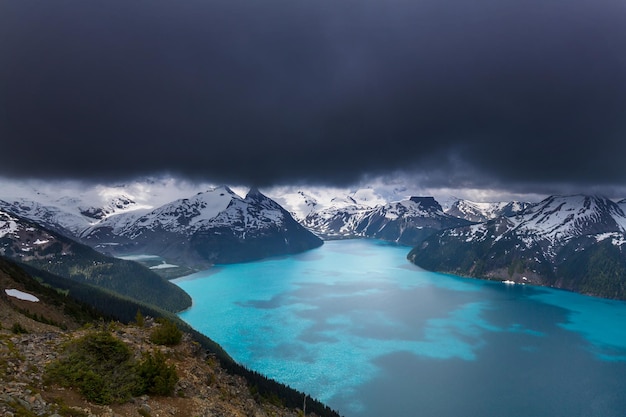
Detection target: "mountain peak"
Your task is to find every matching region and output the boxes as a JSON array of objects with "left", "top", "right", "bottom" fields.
[
  {"left": 201, "top": 185, "right": 235, "bottom": 194},
  {"left": 245, "top": 187, "right": 264, "bottom": 199},
  {"left": 408, "top": 196, "right": 443, "bottom": 212},
  {"left": 445, "top": 198, "right": 531, "bottom": 222}
]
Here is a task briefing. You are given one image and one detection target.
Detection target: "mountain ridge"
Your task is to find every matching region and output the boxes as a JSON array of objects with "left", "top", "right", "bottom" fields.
[
  {"left": 82, "top": 187, "right": 323, "bottom": 267},
  {"left": 300, "top": 195, "right": 474, "bottom": 245},
  {"left": 409, "top": 194, "right": 626, "bottom": 299}
]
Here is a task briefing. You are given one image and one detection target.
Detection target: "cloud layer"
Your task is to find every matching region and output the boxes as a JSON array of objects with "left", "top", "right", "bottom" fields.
[{"left": 2, "top": 0, "right": 625, "bottom": 192}]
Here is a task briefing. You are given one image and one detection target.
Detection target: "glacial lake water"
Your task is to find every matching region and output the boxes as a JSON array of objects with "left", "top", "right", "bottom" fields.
[{"left": 174, "top": 239, "right": 626, "bottom": 417}]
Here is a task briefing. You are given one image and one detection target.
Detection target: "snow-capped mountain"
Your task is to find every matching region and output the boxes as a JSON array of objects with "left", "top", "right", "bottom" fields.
[
  {"left": 267, "top": 186, "right": 388, "bottom": 221},
  {"left": 270, "top": 186, "right": 525, "bottom": 246},
  {"left": 351, "top": 197, "right": 473, "bottom": 245},
  {"left": 0, "top": 177, "right": 221, "bottom": 236},
  {"left": 1, "top": 178, "right": 530, "bottom": 254},
  {"left": 0, "top": 179, "right": 321, "bottom": 268},
  {"left": 444, "top": 199, "right": 530, "bottom": 222},
  {"left": 409, "top": 195, "right": 626, "bottom": 299},
  {"left": 0, "top": 208, "right": 190, "bottom": 311},
  {"left": 301, "top": 203, "right": 371, "bottom": 240},
  {"left": 511, "top": 195, "right": 626, "bottom": 248},
  {"left": 83, "top": 186, "right": 237, "bottom": 240},
  {"left": 0, "top": 179, "right": 188, "bottom": 236},
  {"left": 82, "top": 187, "right": 322, "bottom": 266},
  {"left": 301, "top": 196, "right": 473, "bottom": 245},
  {"left": 0, "top": 194, "right": 142, "bottom": 237},
  {"left": 271, "top": 190, "right": 321, "bottom": 220}
]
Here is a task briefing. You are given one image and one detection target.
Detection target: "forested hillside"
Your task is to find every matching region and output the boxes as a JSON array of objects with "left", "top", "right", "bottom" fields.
[{"left": 1, "top": 209, "right": 191, "bottom": 312}]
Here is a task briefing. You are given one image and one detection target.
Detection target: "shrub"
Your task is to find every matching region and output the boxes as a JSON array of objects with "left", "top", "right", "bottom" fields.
[
  {"left": 136, "top": 350, "right": 178, "bottom": 395},
  {"left": 135, "top": 309, "right": 145, "bottom": 327},
  {"left": 149, "top": 318, "right": 182, "bottom": 346},
  {"left": 46, "top": 329, "right": 179, "bottom": 404},
  {"left": 11, "top": 322, "right": 28, "bottom": 334},
  {"left": 45, "top": 331, "right": 139, "bottom": 404}
]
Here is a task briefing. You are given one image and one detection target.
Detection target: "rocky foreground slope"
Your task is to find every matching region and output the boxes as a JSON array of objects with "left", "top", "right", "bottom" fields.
[
  {"left": 1, "top": 322, "right": 317, "bottom": 417},
  {"left": 0, "top": 259, "right": 339, "bottom": 417}
]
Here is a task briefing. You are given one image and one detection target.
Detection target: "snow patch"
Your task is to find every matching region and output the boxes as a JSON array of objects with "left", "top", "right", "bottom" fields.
[
  {"left": 612, "top": 235, "right": 626, "bottom": 246},
  {"left": 5, "top": 289, "right": 39, "bottom": 302},
  {"left": 0, "top": 211, "right": 19, "bottom": 238},
  {"left": 596, "top": 233, "right": 615, "bottom": 242},
  {"left": 150, "top": 262, "right": 179, "bottom": 270}
]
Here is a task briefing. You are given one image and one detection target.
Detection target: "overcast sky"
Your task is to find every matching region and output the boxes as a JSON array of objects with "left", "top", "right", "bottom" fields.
[{"left": 2, "top": 0, "right": 626, "bottom": 197}]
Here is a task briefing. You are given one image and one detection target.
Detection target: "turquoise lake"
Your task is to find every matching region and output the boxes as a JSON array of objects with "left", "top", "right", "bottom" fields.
[{"left": 174, "top": 239, "right": 626, "bottom": 417}]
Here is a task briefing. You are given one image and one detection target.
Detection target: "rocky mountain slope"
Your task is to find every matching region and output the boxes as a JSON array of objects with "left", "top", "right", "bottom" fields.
[
  {"left": 409, "top": 195, "right": 626, "bottom": 299},
  {"left": 0, "top": 322, "right": 320, "bottom": 417},
  {"left": 0, "top": 258, "right": 339, "bottom": 417}
]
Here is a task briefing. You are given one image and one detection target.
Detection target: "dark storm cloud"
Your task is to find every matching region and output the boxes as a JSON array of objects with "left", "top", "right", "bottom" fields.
[{"left": 1, "top": 0, "right": 625, "bottom": 190}]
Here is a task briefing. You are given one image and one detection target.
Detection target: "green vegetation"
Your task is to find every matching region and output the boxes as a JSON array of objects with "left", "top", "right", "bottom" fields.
[
  {"left": 16, "top": 307, "right": 68, "bottom": 329},
  {"left": 136, "top": 349, "right": 178, "bottom": 395},
  {"left": 46, "top": 330, "right": 139, "bottom": 404},
  {"left": 23, "top": 242, "right": 191, "bottom": 312},
  {"left": 135, "top": 309, "right": 145, "bottom": 327},
  {"left": 0, "top": 257, "right": 107, "bottom": 325},
  {"left": 408, "top": 217, "right": 559, "bottom": 283},
  {"left": 557, "top": 239, "right": 626, "bottom": 299},
  {"left": 150, "top": 318, "right": 182, "bottom": 346},
  {"left": 16, "top": 261, "right": 173, "bottom": 325},
  {"left": 410, "top": 223, "right": 626, "bottom": 300},
  {"left": 2, "top": 225, "right": 191, "bottom": 312},
  {"left": 11, "top": 322, "right": 28, "bottom": 334},
  {"left": 45, "top": 330, "right": 179, "bottom": 404}
]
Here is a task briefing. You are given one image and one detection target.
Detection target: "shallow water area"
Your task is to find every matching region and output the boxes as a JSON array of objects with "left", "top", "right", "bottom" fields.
[{"left": 175, "top": 240, "right": 626, "bottom": 417}]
